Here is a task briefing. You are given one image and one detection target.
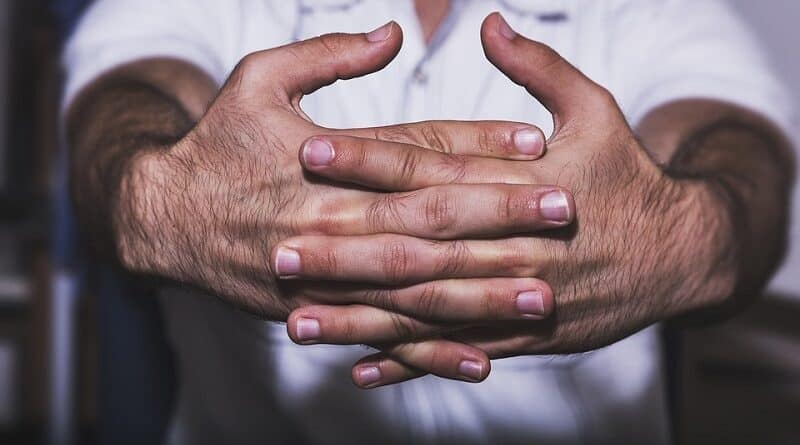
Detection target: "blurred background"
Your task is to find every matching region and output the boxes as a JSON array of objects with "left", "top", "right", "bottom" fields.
[{"left": 0, "top": 1, "right": 797, "bottom": 444}]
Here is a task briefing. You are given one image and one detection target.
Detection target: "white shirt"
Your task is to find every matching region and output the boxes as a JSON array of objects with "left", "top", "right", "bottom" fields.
[{"left": 63, "top": 1, "right": 794, "bottom": 444}]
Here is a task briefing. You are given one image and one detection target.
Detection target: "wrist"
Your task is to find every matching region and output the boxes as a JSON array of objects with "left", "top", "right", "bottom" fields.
[
  {"left": 663, "top": 178, "right": 738, "bottom": 317},
  {"left": 113, "top": 143, "right": 177, "bottom": 275}
]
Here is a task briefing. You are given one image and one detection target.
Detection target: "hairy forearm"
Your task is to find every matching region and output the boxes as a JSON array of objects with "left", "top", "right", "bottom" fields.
[
  {"left": 638, "top": 99, "right": 796, "bottom": 317},
  {"left": 66, "top": 58, "right": 215, "bottom": 258}
]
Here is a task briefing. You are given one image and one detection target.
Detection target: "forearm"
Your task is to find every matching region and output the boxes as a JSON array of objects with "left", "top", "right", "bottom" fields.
[
  {"left": 638, "top": 99, "right": 796, "bottom": 317},
  {"left": 66, "top": 58, "right": 215, "bottom": 258}
]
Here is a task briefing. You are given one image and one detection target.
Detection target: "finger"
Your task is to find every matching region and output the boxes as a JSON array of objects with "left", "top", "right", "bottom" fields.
[
  {"left": 243, "top": 21, "right": 402, "bottom": 100},
  {"left": 299, "top": 135, "right": 540, "bottom": 190},
  {"left": 448, "top": 323, "right": 561, "bottom": 357},
  {"left": 351, "top": 353, "right": 426, "bottom": 388},
  {"left": 352, "top": 340, "right": 491, "bottom": 388},
  {"left": 286, "top": 305, "right": 445, "bottom": 345},
  {"left": 302, "top": 183, "right": 573, "bottom": 239},
  {"left": 358, "top": 184, "right": 573, "bottom": 238},
  {"left": 480, "top": 12, "right": 609, "bottom": 126},
  {"left": 272, "top": 235, "right": 544, "bottom": 284},
  {"left": 299, "top": 278, "right": 554, "bottom": 322},
  {"left": 346, "top": 120, "right": 547, "bottom": 160}
]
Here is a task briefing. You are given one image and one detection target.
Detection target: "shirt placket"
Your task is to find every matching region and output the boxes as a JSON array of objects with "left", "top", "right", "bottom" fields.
[{"left": 400, "top": 0, "right": 470, "bottom": 123}]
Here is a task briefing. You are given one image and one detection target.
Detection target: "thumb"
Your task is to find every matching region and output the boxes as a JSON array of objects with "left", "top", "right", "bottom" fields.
[
  {"left": 242, "top": 21, "right": 403, "bottom": 103},
  {"left": 480, "top": 12, "right": 608, "bottom": 128}
]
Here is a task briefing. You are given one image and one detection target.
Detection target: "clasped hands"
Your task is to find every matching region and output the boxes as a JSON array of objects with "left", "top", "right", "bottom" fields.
[{"left": 121, "top": 14, "right": 725, "bottom": 388}]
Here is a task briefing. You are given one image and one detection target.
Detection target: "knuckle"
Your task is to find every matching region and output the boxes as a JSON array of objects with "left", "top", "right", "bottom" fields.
[
  {"left": 476, "top": 124, "right": 507, "bottom": 154},
  {"left": 425, "top": 347, "right": 445, "bottom": 373},
  {"left": 337, "top": 316, "right": 358, "bottom": 342},
  {"left": 228, "top": 56, "right": 254, "bottom": 92},
  {"left": 592, "top": 85, "right": 618, "bottom": 109},
  {"left": 366, "top": 194, "right": 407, "bottom": 233},
  {"left": 506, "top": 244, "right": 538, "bottom": 276},
  {"left": 346, "top": 138, "right": 370, "bottom": 170},
  {"left": 304, "top": 241, "right": 340, "bottom": 275},
  {"left": 421, "top": 188, "right": 457, "bottom": 235},
  {"left": 381, "top": 239, "right": 413, "bottom": 283},
  {"left": 477, "top": 125, "right": 493, "bottom": 153},
  {"left": 434, "top": 240, "right": 471, "bottom": 276},
  {"left": 479, "top": 290, "right": 497, "bottom": 319},
  {"left": 437, "top": 154, "right": 468, "bottom": 184},
  {"left": 418, "top": 123, "right": 452, "bottom": 153},
  {"left": 373, "top": 124, "right": 415, "bottom": 144},
  {"left": 389, "top": 313, "right": 417, "bottom": 339},
  {"left": 363, "top": 288, "right": 401, "bottom": 313},
  {"left": 234, "top": 52, "right": 262, "bottom": 76},
  {"left": 230, "top": 51, "right": 287, "bottom": 104},
  {"left": 231, "top": 52, "right": 271, "bottom": 90},
  {"left": 416, "top": 283, "right": 447, "bottom": 319},
  {"left": 324, "top": 247, "right": 340, "bottom": 275},
  {"left": 395, "top": 147, "right": 423, "bottom": 185},
  {"left": 306, "top": 199, "right": 345, "bottom": 234},
  {"left": 498, "top": 188, "right": 521, "bottom": 223},
  {"left": 316, "top": 33, "right": 347, "bottom": 57},
  {"left": 481, "top": 287, "right": 507, "bottom": 319},
  {"left": 537, "top": 44, "right": 566, "bottom": 73}
]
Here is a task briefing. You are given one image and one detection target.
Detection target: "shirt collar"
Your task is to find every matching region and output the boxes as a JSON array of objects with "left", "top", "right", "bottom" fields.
[
  {"left": 299, "top": 1, "right": 565, "bottom": 11},
  {"left": 500, "top": 0, "right": 569, "bottom": 16},
  {"left": 297, "top": 1, "right": 568, "bottom": 19},
  {"left": 298, "top": 0, "right": 363, "bottom": 11}
]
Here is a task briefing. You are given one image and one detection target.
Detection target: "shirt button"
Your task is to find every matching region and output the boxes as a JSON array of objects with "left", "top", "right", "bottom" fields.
[{"left": 413, "top": 68, "right": 428, "bottom": 85}]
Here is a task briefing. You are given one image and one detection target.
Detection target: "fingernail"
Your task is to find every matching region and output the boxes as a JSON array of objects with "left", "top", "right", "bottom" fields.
[
  {"left": 295, "top": 317, "right": 320, "bottom": 342},
  {"left": 517, "top": 290, "right": 545, "bottom": 318},
  {"left": 513, "top": 128, "right": 544, "bottom": 156},
  {"left": 274, "top": 247, "right": 301, "bottom": 277},
  {"left": 366, "top": 21, "right": 393, "bottom": 42},
  {"left": 458, "top": 360, "right": 485, "bottom": 382},
  {"left": 496, "top": 13, "right": 517, "bottom": 40},
  {"left": 303, "top": 138, "right": 335, "bottom": 167},
  {"left": 355, "top": 366, "right": 382, "bottom": 387},
  {"left": 540, "top": 190, "right": 571, "bottom": 223}
]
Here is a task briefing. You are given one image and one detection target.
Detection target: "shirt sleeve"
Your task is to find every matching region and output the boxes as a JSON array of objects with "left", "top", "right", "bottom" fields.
[
  {"left": 61, "top": 0, "right": 235, "bottom": 110},
  {"left": 609, "top": 0, "right": 795, "bottom": 134}
]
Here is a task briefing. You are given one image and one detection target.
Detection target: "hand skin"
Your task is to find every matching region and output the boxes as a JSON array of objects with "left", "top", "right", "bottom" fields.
[
  {"left": 280, "top": 13, "right": 796, "bottom": 388},
  {"left": 66, "top": 21, "right": 576, "bottom": 373}
]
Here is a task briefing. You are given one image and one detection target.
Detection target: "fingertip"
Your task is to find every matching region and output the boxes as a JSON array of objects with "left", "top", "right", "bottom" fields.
[
  {"left": 300, "top": 136, "right": 336, "bottom": 169},
  {"left": 480, "top": 13, "right": 525, "bottom": 82},
  {"left": 388, "top": 21, "right": 404, "bottom": 48},
  {"left": 272, "top": 245, "right": 302, "bottom": 279},
  {"left": 366, "top": 21, "right": 402, "bottom": 44},
  {"left": 351, "top": 358, "right": 384, "bottom": 389},
  {"left": 277, "top": 24, "right": 404, "bottom": 97},
  {"left": 480, "top": 12, "right": 501, "bottom": 34},
  {"left": 285, "top": 311, "right": 301, "bottom": 343},
  {"left": 365, "top": 21, "right": 392, "bottom": 42},
  {"left": 286, "top": 311, "right": 321, "bottom": 345},
  {"left": 457, "top": 355, "right": 491, "bottom": 383},
  {"left": 480, "top": 12, "right": 512, "bottom": 46},
  {"left": 516, "top": 278, "right": 555, "bottom": 318},
  {"left": 512, "top": 125, "right": 546, "bottom": 159},
  {"left": 540, "top": 282, "right": 556, "bottom": 318},
  {"left": 365, "top": 21, "right": 404, "bottom": 61},
  {"left": 352, "top": 364, "right": 383, "bottom": 388},
  {"left": 538, "top": 187, "right": 576, "bottom": 226}
]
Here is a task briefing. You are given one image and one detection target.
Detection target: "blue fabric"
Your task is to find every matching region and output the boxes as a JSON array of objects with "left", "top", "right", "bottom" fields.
[{"left": 52, "top": 2, "right": 176, "bottom": 444}]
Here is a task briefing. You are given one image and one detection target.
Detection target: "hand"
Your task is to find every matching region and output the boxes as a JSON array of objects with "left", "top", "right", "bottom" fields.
[
  {"left": 284, "top": 13, "right": 734, "bottom": 388},
  {"left": 116, "top": 22, "right": 575, "bottom": 328}
]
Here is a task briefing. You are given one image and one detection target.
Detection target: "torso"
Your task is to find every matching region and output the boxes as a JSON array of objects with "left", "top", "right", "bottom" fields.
[{"left": 161, "top": 2, "right": 671, "bottom": 444}]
